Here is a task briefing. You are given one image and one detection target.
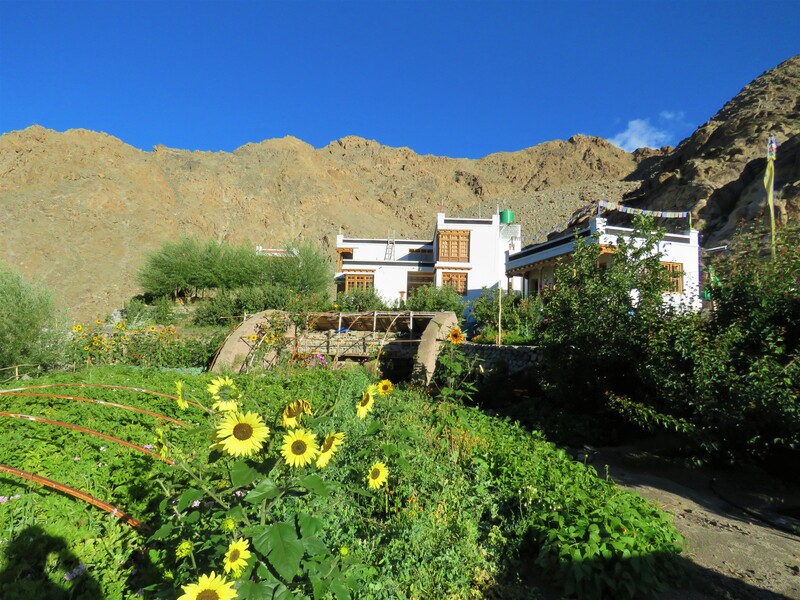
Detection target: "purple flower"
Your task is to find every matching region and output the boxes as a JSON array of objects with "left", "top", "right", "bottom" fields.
[
  {"left": 0, "top": 496, "right": 7, "bottom": 504},
  {"left": 191, "top": 500, "right": 201, "bottom": 508},
  {"left": 142, "top": 444, "right": 155, "bottom": 450}
]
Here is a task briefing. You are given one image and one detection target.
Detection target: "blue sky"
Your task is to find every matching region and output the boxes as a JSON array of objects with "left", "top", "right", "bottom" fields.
[{"left": 1, "top": 1, "right": 798, "bottom": 158}]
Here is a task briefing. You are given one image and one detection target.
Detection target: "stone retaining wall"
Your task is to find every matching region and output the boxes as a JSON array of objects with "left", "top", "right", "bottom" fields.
[{"left": 460, "top": 342, "right": 540, "bottom": 376}]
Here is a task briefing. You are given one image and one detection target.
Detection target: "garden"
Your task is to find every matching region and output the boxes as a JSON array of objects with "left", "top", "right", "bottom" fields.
[{"left": 0, "top": 221, "right": 797, "bottom": 598}]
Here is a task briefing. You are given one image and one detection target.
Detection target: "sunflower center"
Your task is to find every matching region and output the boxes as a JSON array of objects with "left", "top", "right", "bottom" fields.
[
  {"left": 233, "top": 423, "right": 253, "bottom": 440},
  {"left": 197, "top": 591, "right": 220, "bottom": 600},
  {"left": 291, "top": 440, "right": 307, "bottom": 455},
  {"left": 229, "top": 549, "right": 240, "bottom": 562},
  {"left": 360, "top": 394, "right": 370, "bottom": 407},
  {"left": 370, "top": 468, "right": 380, "bottom": 480},
  {"left": 321, "top": 436, "right": 334, "bottom": 452}
]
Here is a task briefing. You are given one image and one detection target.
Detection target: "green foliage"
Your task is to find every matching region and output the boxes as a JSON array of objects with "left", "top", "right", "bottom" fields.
[
  {"left": 335, "top": 288, "right": 387, "bottom": 312},
  {"left": 0, "top": 366, "right": 684, "bottom": 599},
  {"left": 471, "top": 287, "right": 542, "bottom": 343},
  {"left": 656, "top": 224, "right": 800, "bottom": 461},
  {"left": 0, "top": 262, "right": 65, "bottom": 372},
  {"left": 67, "top": 322, "right": 223, "bottom": 369},
  {"left": 404, "top": 284, "right": 466, "bottom": 313},
  {"left": 137, "top": 238, "right": 331, "bottom": 301},
  {"left": 532, "top": 216, "right": 675, "bottom": 414}
]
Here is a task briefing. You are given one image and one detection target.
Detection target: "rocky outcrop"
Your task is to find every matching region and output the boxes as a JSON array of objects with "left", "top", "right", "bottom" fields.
[{"left": 624, "top": 54, "right": 800, "bottom": 246}]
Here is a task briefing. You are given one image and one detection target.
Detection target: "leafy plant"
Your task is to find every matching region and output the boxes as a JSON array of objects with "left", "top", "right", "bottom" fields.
[
  {"left": 0, "top": 261, "right": 66, "bottom": 372},
  {"left": 404, "top": 284, "right": 465, "bottom": 313}
]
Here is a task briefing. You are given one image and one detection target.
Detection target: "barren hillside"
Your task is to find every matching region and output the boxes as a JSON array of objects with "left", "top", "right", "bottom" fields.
[{"left": 1, "top": 54, "right": 798, "bottom": 320}]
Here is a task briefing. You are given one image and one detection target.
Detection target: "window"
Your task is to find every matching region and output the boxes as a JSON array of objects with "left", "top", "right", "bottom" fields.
[
  {"left": 409, "top": 247, "right": 434, "bottom": 260},
  {"left": 344, "top": 273, "right": 374, "bottom": 292},
  {"left": 336, "top": 248, "right": 353, "bottom": 271},
  {"left": 661, "top": 262, "right": 684, "bottom": 293},
  {"left": 437, "top": 230, "right": 470, "bottom": 262},
  {"left": 441, "top": 271, "right": 468, "bottom": 296},
  {"left": 407, "top": 271, "right": 434, "bottom": 295}
]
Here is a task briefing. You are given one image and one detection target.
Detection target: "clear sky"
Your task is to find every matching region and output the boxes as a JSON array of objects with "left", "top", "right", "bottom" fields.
[{"left": 1, "top": 1, "right": 798, "bottom": 158}]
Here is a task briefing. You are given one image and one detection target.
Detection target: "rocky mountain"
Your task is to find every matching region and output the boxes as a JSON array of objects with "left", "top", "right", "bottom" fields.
[
  {"left": 1, "top": 54, "right": 798, "bottom": 320},
  {"left": 624, "top": 54, "right": 800, "bottom": 246}
]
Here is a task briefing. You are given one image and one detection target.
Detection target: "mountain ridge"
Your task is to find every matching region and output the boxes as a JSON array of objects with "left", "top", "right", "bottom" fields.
[{"left": 2, "top": 54, "right": 798, "bottom": 320}]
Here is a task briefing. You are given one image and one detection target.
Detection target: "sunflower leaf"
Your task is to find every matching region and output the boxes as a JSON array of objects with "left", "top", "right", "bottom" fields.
[
  {"left": 176, "top": 488, "right": 204, "bottom": 512},
  {"left": 245, "top": 478, "right": 280, "bottom": 504},
  {"left": 298, "top": 474, "right": 329, "bottom": 497},
  {"left": 230, "top": 461, "right": 259, "bottom": 487},
  {"left": 256, "top": 522, "right": 304, "bottom": 583},
  {"left": 297, "top": 513, "right": 324, "bottom": 537}
]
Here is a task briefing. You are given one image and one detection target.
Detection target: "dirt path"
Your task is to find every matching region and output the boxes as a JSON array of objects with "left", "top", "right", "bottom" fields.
[{"left": 584, "top": 445, "right": 800, "bottom": 599}]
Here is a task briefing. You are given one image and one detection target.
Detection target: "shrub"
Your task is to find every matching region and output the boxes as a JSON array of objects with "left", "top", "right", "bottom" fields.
[
  {"left": 471, "top": 287, "right": 543, "bottom": 343},
  {"left": 532, "top": 216, "right": 674, "bottom": 415},
  {"left": 335, "top": 288, "right": 387, "bottom": 312},
  {"left": 0, "top": 262, "right": 64, "bottom": 372},
  {"left": 405, "top": 284, "right": 465, "bottom": 313}
]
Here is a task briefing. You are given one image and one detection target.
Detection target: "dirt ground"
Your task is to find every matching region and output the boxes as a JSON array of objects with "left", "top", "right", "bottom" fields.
[{"left": 583, "top": 444, "right": 800, "bottom": 599}]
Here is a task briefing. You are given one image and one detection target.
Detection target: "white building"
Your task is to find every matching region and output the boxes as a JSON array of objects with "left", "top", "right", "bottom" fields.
[
  {"left": 335, "top": 211, "right": 522, "bottom": 305},
  {"left": 506, "top": 217, "right": 702, "bottom": 309}
]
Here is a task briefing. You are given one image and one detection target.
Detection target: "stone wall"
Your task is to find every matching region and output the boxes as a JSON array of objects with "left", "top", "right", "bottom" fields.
[{"left": 460, "top": 343, "right": 540, "bottom": 377}]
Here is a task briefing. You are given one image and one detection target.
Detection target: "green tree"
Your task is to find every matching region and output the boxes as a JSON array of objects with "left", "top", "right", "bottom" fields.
[
  {"left": 0, "top": 263, "right": 63, "bottom": 370},
  {"left": 534, "top": 217, "right": 675, "bottom": 413}
]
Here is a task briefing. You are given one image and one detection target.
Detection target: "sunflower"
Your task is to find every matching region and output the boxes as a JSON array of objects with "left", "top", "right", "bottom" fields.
[
  {"left": 448, "top": 326, "right": 464, "bottom": 344},
  {"left": 215, "top": 412, "right": 270, "bottom": 458},
  {"left": 175, "top": 380, "right": 188, "bottom": 410},
  {"left": 72, "top": 324, "right": 83, "bottom": 332},
  {"left": 223, "top": 538, "right": 251, "bottom": 576},
  {"left": 316, "top": 432, "right": 345, "bottom": 468},
  {"left": 281, "top": 399, "right": 312, "bottom": 429},
  {"left": 281, "top": 428, "right": 319, "bottom": 468},
  {"left": 367, "top": 461, "right": 389, "bottom": 490},
  {"left": 377, "top": 379, "right": 393, "bottom": 396},
  {"left": 95, "top": 318, "right": 103, "bottom": 325},
  {"left": 177, "top": 571, "right": 237, "bottom": 600},
  {"left": 357, "top": 385, "right": 378, "bottom": 419},
  {"left": 208, "top": 376, "right": 239, "bottom": 399}
]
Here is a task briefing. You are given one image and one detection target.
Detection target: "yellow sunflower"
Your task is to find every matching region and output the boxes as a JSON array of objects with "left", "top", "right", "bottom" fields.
[
  {"left": 208, "top": 376, "right": 238, "bottom": 399},
  {"left": 281, "top": 399, "right": 312, "bottom": 429},
  {"left": 316, "top": 432, "right": 345, "bottom": 468},
  {"left": 95, "top": 318, "right": 103, "bottom": 325},
  {"left": 174, "top": 380, "right": 188, "bottom": 410},
  {"left": 177, "top": 571, "right": 237, "bottom": 600},
  {"left": 377, "top": 379, "right": 393, "bottom": 396},
  {"left": 281, "top": 428, "right": 319, "bottom": 468},
  {"left": 448, "top": 326, "right": 464, "bottom": 344},
  {"left": 357, "top": 385, "right": 378, "bottom": 419},
  {"left": 215, "top": 412, "right": 270, "bottom": 458},
  {"left": 223, "top": 538, "right": 252, "bottom": 576},
  {"left": 367, "top": 461, "right": 389, "bottom": 490},
  {"left": 72, "top": 324, "right": 83, "bottom": 332}
]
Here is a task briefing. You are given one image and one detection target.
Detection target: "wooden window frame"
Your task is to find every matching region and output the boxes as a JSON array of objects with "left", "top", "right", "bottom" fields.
[
  {"left": 437, "top": 230, "right": 470, "bottom": 262},
  {"left": 407, "top": 271, "right": 435, "bottom": 295},
  {"left": 441, "top": 271, "right": 468, "bottom": 296},
  {"left": 661, "top": 261, "right": 684, "bottom": 294},
  {"left": 344, "top": 272, "right": 374, "bottom": 292}
]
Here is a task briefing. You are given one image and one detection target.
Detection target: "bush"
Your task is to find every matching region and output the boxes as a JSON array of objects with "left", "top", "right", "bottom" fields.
[
  {"left": 532, "top": 217, "right": 674, "bottom": 415},
  {"left": 335, "top": 288, "right": 387, "bottom": 312},
  {"left": 405, "top": 284, "right": 465, "bottom": 313},
  {"left": 0, "top": 262, "right": 64, "bottom": 371},
  {"left": 137, "top": 238, "right": 331, "bottom": 301},
  {"left": 471, "top": 287, "right": 542, "bottom": 343}
]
